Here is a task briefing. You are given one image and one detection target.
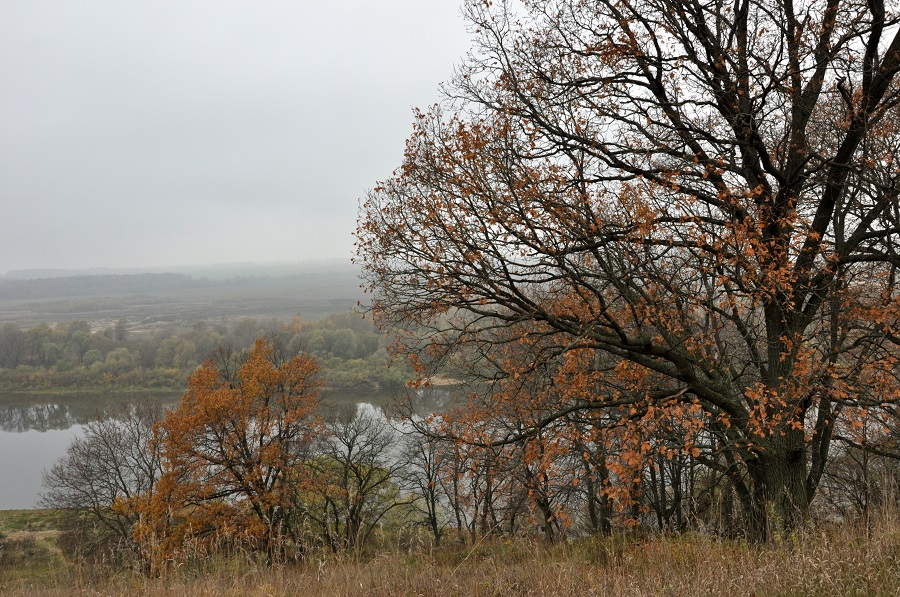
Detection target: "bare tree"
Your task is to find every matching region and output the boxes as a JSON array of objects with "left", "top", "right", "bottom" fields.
[
  {"left": 396, "top": 420, "right": 449, "bottom": 546},
  {"left": 303, "top": 404, "right": 410, "bottom": 551},
  {"left": 41, "top": 402, "right": 164, "bottom": 554}
]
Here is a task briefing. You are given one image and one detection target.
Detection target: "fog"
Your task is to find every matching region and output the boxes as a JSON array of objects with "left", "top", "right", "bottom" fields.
[{"left": 0, "top": 0, "right": 471, "bottom": 273}]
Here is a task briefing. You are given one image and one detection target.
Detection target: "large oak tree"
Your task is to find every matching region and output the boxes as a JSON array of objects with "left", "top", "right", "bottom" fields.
[{"left": 358, "top": 0, "right": 900, "bottom": 536}]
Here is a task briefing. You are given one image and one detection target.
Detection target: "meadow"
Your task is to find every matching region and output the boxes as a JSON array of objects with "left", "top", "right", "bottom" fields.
[{"left": 1, "top": 508, "right": 898, "bottom": 596}]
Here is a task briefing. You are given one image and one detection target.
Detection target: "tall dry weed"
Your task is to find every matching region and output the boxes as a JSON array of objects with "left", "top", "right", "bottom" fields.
[{"left": 4, "top": 509, "right": 899, "bottom": 596}]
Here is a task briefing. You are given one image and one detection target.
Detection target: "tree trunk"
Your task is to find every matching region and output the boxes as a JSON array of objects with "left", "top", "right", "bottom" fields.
[{"left": 746, "top": 429, "right": 809, "bottom": 540}]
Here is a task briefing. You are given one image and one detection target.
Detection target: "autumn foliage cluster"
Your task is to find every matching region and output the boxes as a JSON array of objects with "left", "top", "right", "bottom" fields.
[
  {"left": 126, "top": 339, "right": 322, "bottom": 565},
  {"left": 46, "top": 339, "right": 405, "bottom": 568},
  {"left": 44, "top": 337, "right": 648, "bottom": 567}
]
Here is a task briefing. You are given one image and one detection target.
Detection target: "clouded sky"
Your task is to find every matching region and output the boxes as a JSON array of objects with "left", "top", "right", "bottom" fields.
[{"left": 0, "top": 1, "right": 472, "bottom": 273}]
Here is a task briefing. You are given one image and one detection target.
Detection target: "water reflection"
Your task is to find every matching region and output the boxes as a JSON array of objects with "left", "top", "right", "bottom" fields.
[
  {"left": 0, "top": 387, "right": 461, "bottom": 509},
  {"left": 0, "top": 386, "right": 459, "bottom": 434},
  {"left": 319, "top": 386, "right": 458, "bottom": 416},
  {"left": 0, "top": 402, "right": 78, "bottom": 432},
  {"left": 0, "top": 392, "right": 181, "bottom": 432},
  {"left": 0, "top": 426, "right": 83, "bottom": 509}
]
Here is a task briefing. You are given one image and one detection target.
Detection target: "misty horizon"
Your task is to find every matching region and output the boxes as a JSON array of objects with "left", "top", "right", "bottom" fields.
[
  {"left": 0, "top": 257, "right": 358, "bottom": 280},
  {"left": 1, "top": 1, "right": 471, "bottom": 273}
]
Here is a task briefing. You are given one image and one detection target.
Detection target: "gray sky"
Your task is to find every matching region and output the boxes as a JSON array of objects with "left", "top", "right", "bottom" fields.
[{"left": 0, "top": 0, "right": 471, "bottom": 274}]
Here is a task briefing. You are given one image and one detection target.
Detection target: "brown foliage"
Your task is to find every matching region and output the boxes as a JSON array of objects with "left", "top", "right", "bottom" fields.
[
  {"left": 134, "top": 339, "right": 322, "bottom": 565},
  {"left": 358, "top": 0, "right": 900, "bottom": 538}
]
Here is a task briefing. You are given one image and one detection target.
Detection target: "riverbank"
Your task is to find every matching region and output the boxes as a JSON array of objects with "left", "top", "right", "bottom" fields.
[{"left": 2, "top": 508, "right": 898, "bottom": 596}]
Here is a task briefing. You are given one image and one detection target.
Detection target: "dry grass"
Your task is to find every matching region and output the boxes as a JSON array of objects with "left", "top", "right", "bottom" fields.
[{"left": 3, "top": 510, "right": 899, "bottom": 596}]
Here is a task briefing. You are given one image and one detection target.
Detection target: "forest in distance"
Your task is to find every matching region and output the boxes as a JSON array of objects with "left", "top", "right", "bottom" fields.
[
  {"left": 0, "top": 261, "right": 408, "bottom": 392},
  {"left": 0, "top": 312, "right": 409, "bottom": 394}
]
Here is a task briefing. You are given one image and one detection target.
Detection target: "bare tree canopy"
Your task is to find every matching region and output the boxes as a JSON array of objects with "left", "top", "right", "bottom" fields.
[{"left": 41, "top": 403, "right": 164, "bottom": 552}]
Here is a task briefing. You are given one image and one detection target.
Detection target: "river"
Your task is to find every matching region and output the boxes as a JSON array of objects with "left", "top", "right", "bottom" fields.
[
  {"left": 0, "top": 392, "right": 179, "bottom": 509},
  {"left": 0, "top": 387, "right": 452, "bottom": 509}
]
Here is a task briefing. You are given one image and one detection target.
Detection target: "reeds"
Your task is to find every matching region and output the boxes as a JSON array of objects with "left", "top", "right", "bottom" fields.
[{"left": 5, "top": 508, "right": 900, "bottom": 596}]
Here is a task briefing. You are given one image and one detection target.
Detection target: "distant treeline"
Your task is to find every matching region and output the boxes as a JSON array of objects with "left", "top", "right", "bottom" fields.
[
  {"left": 0, "top": 266, "right": 363, "bottom": 301},
  {"left": 0, "top": 313, "right": 411, "bottom": 392},
  {"left": 0, "top": 273, "right": 209, "bottom": 299}
]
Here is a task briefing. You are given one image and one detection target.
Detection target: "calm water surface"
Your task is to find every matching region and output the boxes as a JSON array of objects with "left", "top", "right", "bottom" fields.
[
  {"left": 0, "top": 392, "right": 179, "bottom": 509},
  {"left": 0, "top": 388, "right": 451, "bottom": 509},
  {"left": 0, "top": 424, "right": 85, "bottom": 509}
]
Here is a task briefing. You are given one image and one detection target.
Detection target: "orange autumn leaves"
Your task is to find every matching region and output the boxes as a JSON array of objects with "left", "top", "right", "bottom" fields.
[{"left": 132, "top": 339, "right": 322, "bottom": 564}]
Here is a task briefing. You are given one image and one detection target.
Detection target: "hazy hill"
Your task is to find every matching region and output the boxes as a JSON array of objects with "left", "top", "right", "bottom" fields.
[{"left": 0, "top": 261, "right": 364, "bottom": 326}]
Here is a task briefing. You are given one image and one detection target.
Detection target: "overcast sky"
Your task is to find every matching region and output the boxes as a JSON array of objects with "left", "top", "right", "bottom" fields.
[{"left": 0, "top": 1, "right": 472, "bottom": 274}]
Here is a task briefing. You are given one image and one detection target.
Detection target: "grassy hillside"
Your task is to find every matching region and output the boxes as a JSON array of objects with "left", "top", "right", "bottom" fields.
[{"left": 2, "top": 509, "right": 898, "bottom": 596}]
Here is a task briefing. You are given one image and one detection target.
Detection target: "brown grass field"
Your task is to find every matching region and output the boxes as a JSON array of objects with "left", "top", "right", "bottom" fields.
[{"left": 1, "top": 508, "right": 899, "bottom": 596}]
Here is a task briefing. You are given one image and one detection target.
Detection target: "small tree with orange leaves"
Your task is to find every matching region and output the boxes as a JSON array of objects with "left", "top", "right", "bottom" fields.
[{"left": 135, "top": 338, "right": 322, "bottom": 564}]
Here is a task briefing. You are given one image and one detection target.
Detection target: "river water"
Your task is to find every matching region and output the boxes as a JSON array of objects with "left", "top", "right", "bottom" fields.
[
  {"left": 0, "top": 392, "right": 179, "bottom": 510},
  {"left": 0, "top": 388, "right": 452, "bottom": 509}
]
